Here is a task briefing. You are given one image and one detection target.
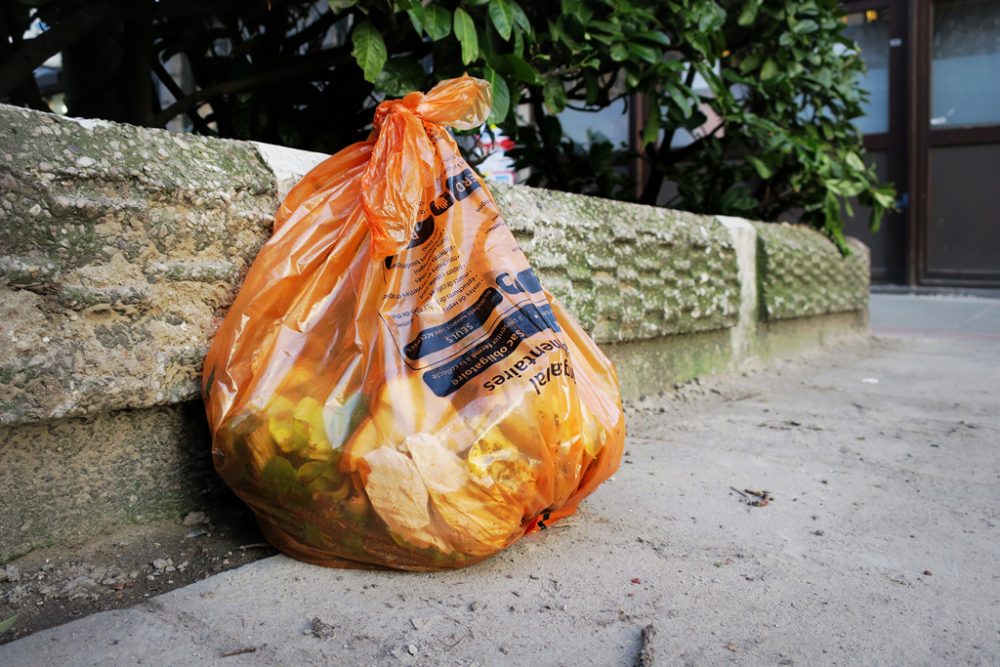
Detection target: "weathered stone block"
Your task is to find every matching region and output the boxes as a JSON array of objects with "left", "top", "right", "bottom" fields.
[
  {"left": 754, "top": 222, "right": 870, "bottom": 320},
  {"left": 0, "top": 105, "right": 278, "bottom": 425},
  {"left": 0, "top": 402, "right": 216, "bottom": 562},
  {"left": 492, "top": 184, "right": 742, "bottom": 344}
]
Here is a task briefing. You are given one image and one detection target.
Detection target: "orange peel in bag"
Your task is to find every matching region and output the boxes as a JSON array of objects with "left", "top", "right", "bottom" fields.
[{"left": 202, "top": 75, "right": 625, "bottom": 571}]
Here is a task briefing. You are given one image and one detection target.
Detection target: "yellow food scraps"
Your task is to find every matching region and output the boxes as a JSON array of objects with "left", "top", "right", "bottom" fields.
[
  {"left": 341, "top": 417, "right": 380, "bottom": 472},
  {"left": 266, "top": 395, "right": 335, "bottom": 462},
  {"left": 468, "top": 422, "right": 540, "bottom": 508},
  {"left": 405, "top": 433, "right": 523, "bottom": 557}
]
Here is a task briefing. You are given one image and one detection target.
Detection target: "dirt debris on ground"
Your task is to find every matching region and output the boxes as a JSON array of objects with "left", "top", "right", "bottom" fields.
[
  {"left": 0, "top": 496, "right": 274, "bottom": 644},
  {"left": 636, "top": 623, "right": 656, "bottom": 666},
  {"left": 307, "top": 616, "right": 337, "bottom": 640}
]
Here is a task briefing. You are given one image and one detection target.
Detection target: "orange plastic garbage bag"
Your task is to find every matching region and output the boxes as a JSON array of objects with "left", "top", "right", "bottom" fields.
[{"left": 202, "top": 75, "right": 625, "bottom": 571}]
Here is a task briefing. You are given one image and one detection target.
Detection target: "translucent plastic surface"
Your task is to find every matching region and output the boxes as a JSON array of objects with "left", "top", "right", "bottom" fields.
[{"left": 202, "top": 76, "right": 625, "bottom": 571}]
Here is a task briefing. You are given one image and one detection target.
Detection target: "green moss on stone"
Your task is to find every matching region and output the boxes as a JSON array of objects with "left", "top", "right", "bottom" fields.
[{"left": 754, "top": 222, "right": 868, "bottom": 321}]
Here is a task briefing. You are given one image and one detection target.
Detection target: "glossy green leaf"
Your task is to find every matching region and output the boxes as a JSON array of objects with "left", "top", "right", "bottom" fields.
[
  {"left": 489, "top": 0, "right": 514, "bottom": 41},
  {"left": 760, "top": 58, "right": 779, "bottom": 81},
  {"left": 484, "top": 67, "right": 511, "bottom": 122},
  {"left": 748, "top": 155, "right": 773, "bottom": 179},
  {"left": 845, "top": 152, "right": 865, "bottom": 172},
  {"left": 642, "top": 99, "right": 661, "bottom": 148},
  {"left": 494, "top": 53, "right": 542, "bottom": 85},
  {"left": 872, "top": 186, "right": 896, "bottom": 209},
  {"left": 406, "top": 6, "right": 425, "bottom": 36},
  {"left": 625, "top": 66, "right": 639, "bottom": 88},
  {"left": 351, "top": 20, "right": 387, "bottom": 83},
  {"left": 328, "top": 0, "right": 358, "bottom": 13},
  {"left": 792, "top": 19, "right": 818, "bottom": 34},
  {"left": 739, "top": 52, "right": 761, "bottom": 73},
  {"left": 510, "top": 0, "right": 531, "bottom": 33},
  {"left": 738, "top": 0, "right": 760, "bottom": 26},
  {"left": 424, "top": 4, "right": 452, "bottom": 41},
  {"left": 375, "top": 59, "right": 426, "bottom": 97},
  {"left": 589, "top": 20, "right": 619, "bottom": 34},
  {"left": 698, "top": 5, "right": 726, "bottom": 32},
  {"left": 543, "top": 78, "right": 567, "bottom": 113},
  {"left": 869, "top": 204, "right": 885, "bottom": 233},
  {"left": 628, "top": 42, "right": 659, "bottom": 63},
  {"left": 635, "top": 30, "right": 671, "bottom": 46},
  {"left": 561, "top": 0, "right": 586, "bottom": 22},
  {"left": 667, "top": 85, "right": 693, "bottom": 118},
  {"left": 453, "top": 8, "right": 479, "bottom": 65}
]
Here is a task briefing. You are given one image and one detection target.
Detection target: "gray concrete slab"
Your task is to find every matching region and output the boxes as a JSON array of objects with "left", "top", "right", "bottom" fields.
[
  {"left": 2, "top": 334, "right": 998, "bottom": 666},
  {"left": 871, "top": 293, "right": 1000, "bottom": 338}
]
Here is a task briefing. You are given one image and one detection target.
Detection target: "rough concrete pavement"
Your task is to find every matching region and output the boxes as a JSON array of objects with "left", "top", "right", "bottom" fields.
[{"left": 2, "top": 327, "right": 998, "bottom": 666}]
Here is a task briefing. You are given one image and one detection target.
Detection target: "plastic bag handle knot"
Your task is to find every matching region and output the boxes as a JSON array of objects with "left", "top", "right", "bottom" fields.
[
  {"left": 371, "top": 96, "right": 422, "bottom": 131},
  {"left": 361, "top": 76, "right": 492, "bottom": 257},
  {"left": 371, "top": 74, "right": 492, "bottom": 132}
]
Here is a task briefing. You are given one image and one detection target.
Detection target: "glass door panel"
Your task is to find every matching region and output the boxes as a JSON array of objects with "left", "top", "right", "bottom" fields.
[
  {"left": 930, "top": 0, "right": 1000, "bottom": 128},
  {"left": 840, "top": 2, "right": 905, "bottom": 282},
  {"left": 843, "top": 9, "right": 893, "bottom": 135}
]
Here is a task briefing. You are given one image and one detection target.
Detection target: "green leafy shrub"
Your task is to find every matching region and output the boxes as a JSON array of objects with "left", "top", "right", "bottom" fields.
[{"left": 0, "top": 0, "right": 894, "bottom": 248}]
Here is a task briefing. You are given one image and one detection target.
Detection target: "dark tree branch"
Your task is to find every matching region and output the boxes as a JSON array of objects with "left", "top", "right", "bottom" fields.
[
  {"left": 151, "top": 57, "right": 216, "bottom": 135},
  {"left": 563, "top": 91, "right": 630, "bottom": 112},
  {"left": 0, "top": 3, "right": 47, "bottom": 110},
  {"left": 531, "top": 98, "right": 569, "bottom": 190},
  {"left": 154, "top": 0, "right": 242, "bottom": 20},
  {"left": 639, "top": 63, "right": 701, "bottom": 205},
  {"left": 152, "top": 46, "right": 352, "bottom": 126},
  {"left": 0, "top": 0, "right": 117, "bottom": 97},
  {"left": 283, "top": 10, "right": 338, "bottom": 53},
  {"left": 121, "top": 0, "right": 155, "bottom": 126},
  {"left": 11, "top": 76, "right": 50, "bottom": 111}
]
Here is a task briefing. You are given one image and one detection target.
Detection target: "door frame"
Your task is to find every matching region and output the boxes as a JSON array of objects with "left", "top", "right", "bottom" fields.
[
  {"left": 911, "top": 0, "right": 1000, "bottom": 287},
  {"left": 847, "top": 0, "right": 1000, "bottom": 287},
  {"left": 843, "top": 0, "right": 911, "bottom": 283}
]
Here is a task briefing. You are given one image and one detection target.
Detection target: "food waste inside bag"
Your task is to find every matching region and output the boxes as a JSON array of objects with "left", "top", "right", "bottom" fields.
[{"left": 202, "top": 76, "right": 625, "bottom": 571}]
